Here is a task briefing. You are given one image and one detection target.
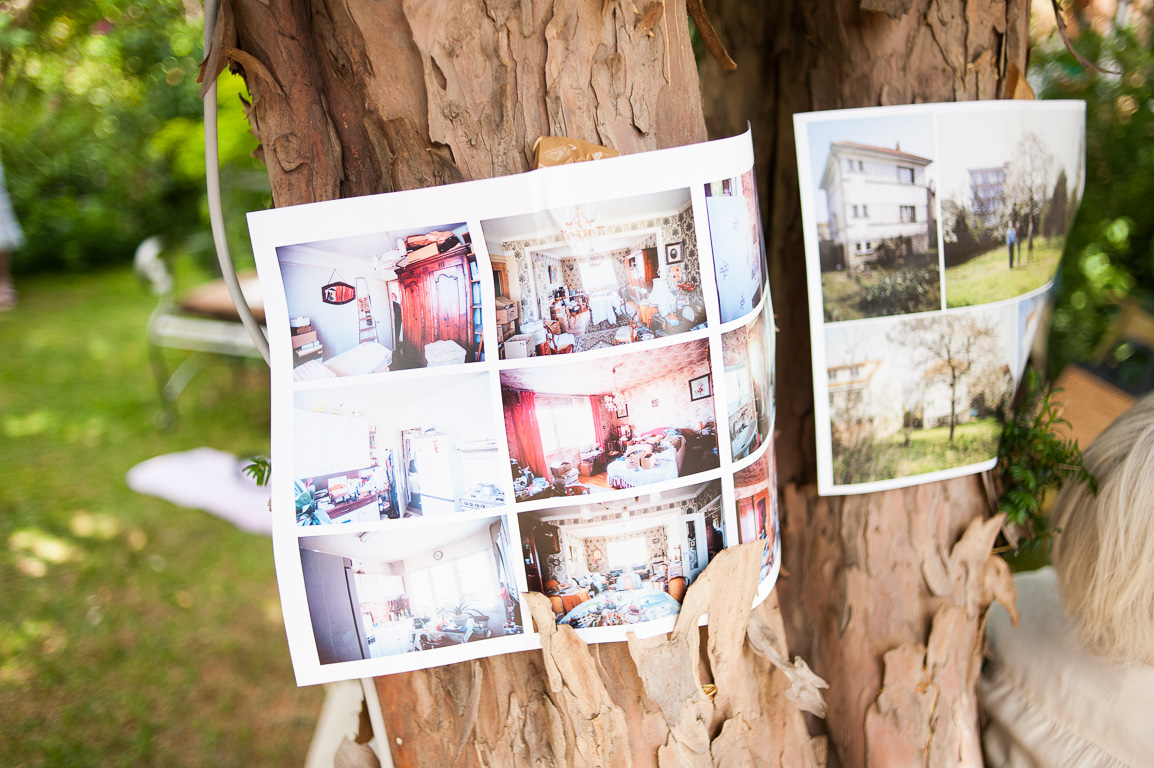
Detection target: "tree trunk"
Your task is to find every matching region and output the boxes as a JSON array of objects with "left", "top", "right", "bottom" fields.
[
  {"left": 206, "top": 1, "right": 821, "bottom": 765},
  {"left": 697, "top": 1, "right": 1027, "bottom": 765}
]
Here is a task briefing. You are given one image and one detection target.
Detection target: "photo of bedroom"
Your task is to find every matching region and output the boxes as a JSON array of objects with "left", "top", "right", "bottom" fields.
[
  {"left": 481, "top": 189, "right": 708, "bottom": 360},
  {"left": 733, "top": 444, "right": 780, "bottom": 584},
  {"left": 520, "top": 482, "right": 725, "bottom": 628},
  {"left": 722, "top": 302, "right": 774, "bottom": 461},
  {"left": 276, "top": 222, "right": 485, "bottom": 380},
  {"left": 500, "top": 339, "right": 721, "bottom": 501},
  {"left": 298, "top": 516, "right": 522, "bottom": 664},
  {"left": 292, "top": 373, "right": 509, "bottom": 526},
  {"left": 706, "top": 169, "right": 766, "bottom": 323}
]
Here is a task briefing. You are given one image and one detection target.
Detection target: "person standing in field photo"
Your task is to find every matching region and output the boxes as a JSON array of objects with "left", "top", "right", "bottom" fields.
[{"left": 1006, "top": 220, "right": 1017, "bottom": 269}]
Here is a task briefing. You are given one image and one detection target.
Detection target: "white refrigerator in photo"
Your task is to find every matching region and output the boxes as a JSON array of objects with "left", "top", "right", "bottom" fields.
[{"left": 407, "top": 433, "right": 458, "bottom": 514}]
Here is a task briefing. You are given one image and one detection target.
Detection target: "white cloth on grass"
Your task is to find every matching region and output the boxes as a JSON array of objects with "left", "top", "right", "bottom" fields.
[{"left": 127, "top": 447, "right": 273, "bottom": 535}]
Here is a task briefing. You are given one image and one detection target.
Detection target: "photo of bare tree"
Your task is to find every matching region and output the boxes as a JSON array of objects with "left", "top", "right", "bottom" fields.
[
  {"left": 937, "top": 106, "right": 1085, "bottom": 307},
  {"left": 825, "top": 306, "right": 1016, "bottom": 486}
]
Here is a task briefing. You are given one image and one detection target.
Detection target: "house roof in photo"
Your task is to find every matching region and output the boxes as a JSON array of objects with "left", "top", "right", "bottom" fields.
[
  {"left": 830, "top": 141, "right": 933, "bottom": 165},
  {"left": 499, "top": 338, "right": 711, "bottom": 396}
]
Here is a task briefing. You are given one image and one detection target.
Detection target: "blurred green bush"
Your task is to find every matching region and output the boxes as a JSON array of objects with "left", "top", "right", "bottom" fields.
[
  {"left": 1035, "top": 22, "right": 1154, "bottom": 374},
  {"left": 0, "top": 1, "right": 268, "bottom": 276}
]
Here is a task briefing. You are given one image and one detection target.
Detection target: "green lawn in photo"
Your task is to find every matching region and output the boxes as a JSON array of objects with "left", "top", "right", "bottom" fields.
[
  {"left": 0, "top": 264, "right": 321, "bottom": 767},
  {"left": 821, "top": 260, "right": 941, "bottom": 322},
  {"left": 888, "top": 417, "right": 1002, "bottom": 477},
  {"left": 944, "top": 237, "right": 1063, "bottom": 307}
]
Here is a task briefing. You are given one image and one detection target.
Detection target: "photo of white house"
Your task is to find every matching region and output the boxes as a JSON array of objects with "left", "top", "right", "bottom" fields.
[
  {"left": 298, "top": 516, "right": 521, "bottom": 664},
  {"left": 807, "top": 114, "right": 942, "bottom": 322},
  {"left": 519, "top": 482, "right": 725, "bottom": 628},
  {"left": 824, "top": 305, "right": 1016, "bottom": 486},
  {"left": 292, "top": 373, "right": 509, "bottom": 526},
  {"left": 480, "top": 189, "right": 707, "bottom": 359}
]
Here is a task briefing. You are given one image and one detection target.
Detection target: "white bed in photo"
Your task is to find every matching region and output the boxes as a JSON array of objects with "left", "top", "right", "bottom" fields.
[
  {"left": 293, "top": 340, "right": 393, "bottom": 381},
  {"left": 606, "top": 432, "right": 687, "bottom": 489}
]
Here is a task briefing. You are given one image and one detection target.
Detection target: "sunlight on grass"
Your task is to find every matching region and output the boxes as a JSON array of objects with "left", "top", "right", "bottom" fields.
[
  {"left": 0, "top": 264, "right": 321, "bottom": 766},
  {"left": 888, "top": 418, "right": 1001, "bottom": 477},
  {"left": 944, "top": 238, "right": 1063, "bottom": 307}
]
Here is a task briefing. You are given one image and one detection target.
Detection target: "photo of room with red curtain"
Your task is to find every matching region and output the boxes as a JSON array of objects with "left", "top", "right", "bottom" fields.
[{"left": 502, "top": 339, "right": 721, "bottom": 502}]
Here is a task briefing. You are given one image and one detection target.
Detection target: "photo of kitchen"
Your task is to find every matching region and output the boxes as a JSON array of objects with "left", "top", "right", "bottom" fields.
[
  {"left": 500, "top": 339, "right": 721, "bottom": 502},
  {"left": 519, "top": 482, "right": 725, "bottom": 628},
  {"left": 292, "top": 373, "right": 509, "bottom": 526},
  {"left": 276, "top": 221, "right": 485, "bottom": 379},
  {"left": 481, "top": 188, "right": 708, "bottom": 360},
  {"left": 298, "top": 516, "right": 522, "bottom": 664}
]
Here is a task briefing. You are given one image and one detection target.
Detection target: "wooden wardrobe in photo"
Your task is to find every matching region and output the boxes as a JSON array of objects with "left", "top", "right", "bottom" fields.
[{"left": 395, "top": 243, "right": 477, "bottom": 367}]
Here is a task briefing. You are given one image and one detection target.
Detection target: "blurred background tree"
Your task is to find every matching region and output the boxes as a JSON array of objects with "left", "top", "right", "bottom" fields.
[
  {"left": 0, "top": 0, "right": 267, "bottom": 275},
  {"left": 1034, "top": 5, "right": 1154, "bottom": 380}
]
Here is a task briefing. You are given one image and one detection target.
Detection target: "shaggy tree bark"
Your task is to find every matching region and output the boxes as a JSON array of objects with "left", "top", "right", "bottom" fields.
[
  {"left": 203, "top": 1, "right": 823, "bottom": 766},
  {"left": 697, "top": 1, "right": 1028, "bottom": 765}
]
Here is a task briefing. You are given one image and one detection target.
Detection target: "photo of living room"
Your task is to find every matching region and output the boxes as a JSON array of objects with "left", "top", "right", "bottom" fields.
[
  {"left": 500, "top": 339, "right": 721, "bottom": 502},
  {"left": 520, "top": 481, "right": 725, "bottom": 628},
  {"left": 722, "top": 302, "right": 774, "bottom": 461},
  {"left": 292, "top": 373, "right": 509, "bottom": 526},
  {"left": 297, "top": 515, "right": 522, "bottom": 664},
  {"left": 481, "top": 188, "right": 708, "bottom": 360},
  {"left": 276, "top": 222, "right": 485, "bottom": 380}
]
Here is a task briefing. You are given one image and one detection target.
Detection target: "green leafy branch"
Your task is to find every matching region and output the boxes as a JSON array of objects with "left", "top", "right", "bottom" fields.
[
  {"left": 243, "top": 456, "right": 272, "bottom": 487},
  {"left": 994, "top": 369, "right": 1095, "bottom": 559}
]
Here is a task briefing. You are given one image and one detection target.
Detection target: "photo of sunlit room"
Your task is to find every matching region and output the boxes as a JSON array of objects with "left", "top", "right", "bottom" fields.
[
  {"left": 292, "top": 373, "right": 508, "bottom": 526},
  {"left": 297, "top": 516, "right": 522, "bottom": 664},
  {"left": 481, "top": 189, "right": 708, "bottom": 359},
  {"left": 520, "top": 481, "right": 725, "bottom": 627},
  {"left": 276, "top": 222, "right": 485, "bottom": 379},
  {"left": 705, "top": 169, "right": 766, "bottom": 323},
  {"left": 721, "top": 303, "right": 774, "bottom": 461},
  {"left": 500, "top": 339, "right": 721, "bottom": 501}
]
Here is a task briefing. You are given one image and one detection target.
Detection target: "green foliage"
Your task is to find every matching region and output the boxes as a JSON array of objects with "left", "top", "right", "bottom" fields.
[
  {"left": 243, "top": 455, "right": 271, "bottom": 487},
  {"left": 995, "top": 369, "right": 1095, "bottom": 559},
  {"left": 857, "top": 265, "right": 939, "bottom": 315},
  {"left": 0, "top": 2, "right": 267, "bottom": 275},
  {"left": 0, "top": 262, "right": 320, "bottom": 764},
  {"left": 1033, "top": 25, "right": 1154, "bottom": 374}
]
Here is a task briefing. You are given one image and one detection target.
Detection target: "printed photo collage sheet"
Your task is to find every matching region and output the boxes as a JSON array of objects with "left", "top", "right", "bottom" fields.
[
  {"left": 795, "top": 101, "right": 1086, "bottom": 496},
  {"left": 248, "top": 132, "right": 781, "bottom": 685}
]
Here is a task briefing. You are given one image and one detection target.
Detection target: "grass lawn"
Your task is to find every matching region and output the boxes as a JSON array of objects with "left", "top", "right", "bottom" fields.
[
  {"left": 0, "top": 264, "right": 322, "bottom": 766},
  {"left": 888, "top": 418, "right": 1002, "bottom": 478},
  {"left": 821, "top": 261, "right": 941, "bottom": 322},
  {"left": 944, "top": 237, "right": 1063, "bottom": 307}
]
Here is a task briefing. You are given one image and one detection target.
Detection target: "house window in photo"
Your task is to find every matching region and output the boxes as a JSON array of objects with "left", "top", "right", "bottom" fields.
[
  {"left": 862, "top": 205, "right": 868, "bottom": 217},
  {"left": 900, "top": 205, "right": 916, "bottom": 223},
  {"left": 897, "top": 166, "right": 915, "bottom": 184},
  {"left": 852, "top": 205, "right": 860, "bottom": 217},
  {"left": 537, "top": 398, "right": 597, "bottom": 454},
  {"left": 579, "top": 259, "right": 616, "bottom": 291}
]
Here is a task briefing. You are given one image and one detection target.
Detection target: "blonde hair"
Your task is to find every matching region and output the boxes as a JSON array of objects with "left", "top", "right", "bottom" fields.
[{"left": 1051, "top": 391, "right": 1154, "bottom": 665}]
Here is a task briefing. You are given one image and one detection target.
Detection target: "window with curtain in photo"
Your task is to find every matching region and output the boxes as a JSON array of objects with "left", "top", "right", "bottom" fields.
[{"left": 537, "top": 397, "right": 597, "bottom": 454}]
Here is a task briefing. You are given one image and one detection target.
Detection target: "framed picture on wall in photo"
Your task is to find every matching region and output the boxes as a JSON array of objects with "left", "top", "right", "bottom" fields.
[
  {"left": 666, "top": 241, "right": 684, "bottom": 264},
  {"left": 616, "top": 403, "right": 629, "bottom": 418},
  {"left": 689, "top": 373, "right": 712, "bottom": 401}
]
